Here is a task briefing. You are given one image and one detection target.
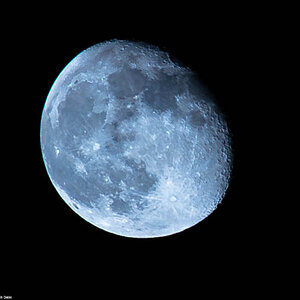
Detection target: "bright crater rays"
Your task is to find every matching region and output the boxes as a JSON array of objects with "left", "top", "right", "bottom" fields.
[{"left": 40, "top": 40, "right": 232, "bottom": 238}]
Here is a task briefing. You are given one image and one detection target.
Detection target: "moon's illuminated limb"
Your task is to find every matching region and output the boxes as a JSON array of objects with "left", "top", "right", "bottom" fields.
[{"left": 40, "top": 40, "right": 232, "bottom": 238}]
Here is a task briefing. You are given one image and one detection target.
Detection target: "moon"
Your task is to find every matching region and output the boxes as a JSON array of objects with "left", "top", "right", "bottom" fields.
[{"left": 40, "top": 40, "right": 232, "bottom": 238}]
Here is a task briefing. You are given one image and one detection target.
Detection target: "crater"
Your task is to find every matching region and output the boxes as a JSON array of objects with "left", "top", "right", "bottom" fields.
[{"left": 188, "top": 110, "right": 206, "bottom": 128}]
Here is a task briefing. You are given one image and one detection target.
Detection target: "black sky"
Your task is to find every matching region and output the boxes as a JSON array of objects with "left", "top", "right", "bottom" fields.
[{"left": 2, "top": 5, "right": 268, "bottom": 298}]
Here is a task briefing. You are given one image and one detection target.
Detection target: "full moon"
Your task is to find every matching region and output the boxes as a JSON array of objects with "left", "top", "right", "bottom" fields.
[{"left": 40, "top": 40, "right": 232, "bottom": 238}]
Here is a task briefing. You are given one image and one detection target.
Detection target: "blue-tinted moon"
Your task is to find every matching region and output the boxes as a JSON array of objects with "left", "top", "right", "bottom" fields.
[{"left": 40, "top": 40, "right": 232, "bottom": 238}]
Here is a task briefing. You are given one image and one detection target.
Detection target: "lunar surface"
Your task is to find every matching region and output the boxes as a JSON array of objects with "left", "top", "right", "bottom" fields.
[{"left": 40, "top": 40, "right": 232, "bottom": 238}]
